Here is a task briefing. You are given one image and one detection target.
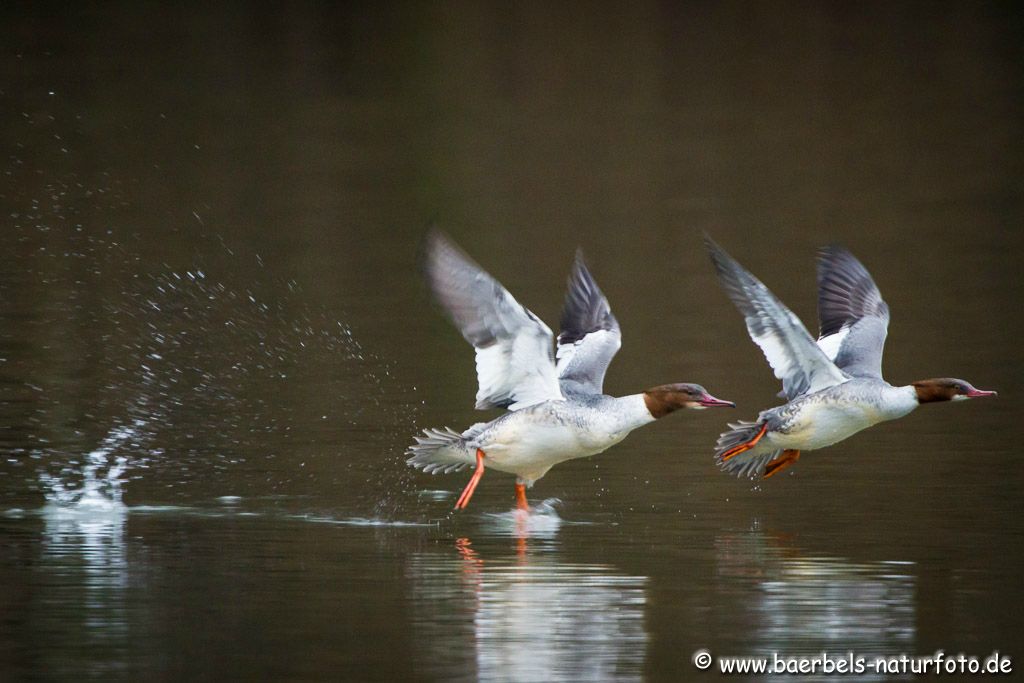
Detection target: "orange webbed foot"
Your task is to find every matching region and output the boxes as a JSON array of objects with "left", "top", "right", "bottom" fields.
[
  {"left": 721, "top": 423, "right": 769, "bottom": 461},
  {"left": 763, "top": 449, "right": 800, "bottom": 479}
]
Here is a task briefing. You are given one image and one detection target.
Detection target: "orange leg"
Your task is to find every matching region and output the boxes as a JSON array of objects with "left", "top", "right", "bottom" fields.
[
  {"left": 514, "top": 483, "right": 529, "bottom": 511},
  {"left": 721, "top": 423, "right": 769, "bottom": 461},
  {"left": 763, "top": 450, "right": 800, "bottom": 479},
  {"left": 514, "top": 486, "right": 529, "bottom": 555},
  {"left": 454, "top": 448, "right": 486, "bottom": 510}
]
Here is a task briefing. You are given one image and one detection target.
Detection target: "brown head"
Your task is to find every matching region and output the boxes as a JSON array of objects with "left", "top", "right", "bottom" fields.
[
  {"left": 912, "top": 378, "right": 997, "bottom": 404},
  {"left": 643, "top": 383, "right": 735, "bottom": 418}
]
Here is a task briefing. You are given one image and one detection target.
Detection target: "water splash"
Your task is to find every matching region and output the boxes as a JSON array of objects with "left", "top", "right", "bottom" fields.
[
  {"left": 479, "top": 498, "right": 566, "bottom": 538},
  {"left": 5, "top": 196, "right": 420, "bottom": 516},
  {"left": 38, "top": 419, "right": 145, "bottom": 511}
]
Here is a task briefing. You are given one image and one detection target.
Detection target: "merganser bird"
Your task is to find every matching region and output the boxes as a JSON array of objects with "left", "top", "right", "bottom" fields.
[
  {"left": 408, "top": 231, "right": 734, "bottom": 511},
  {"left": 705, "top": 236, "right": 996, "bottom": 480}
]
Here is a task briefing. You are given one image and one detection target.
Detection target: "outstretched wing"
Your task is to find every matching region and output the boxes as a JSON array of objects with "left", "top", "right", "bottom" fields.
[
  {"left": 422, "top": 230, "right": 564, "bottom": 410},
  {"left": 816, "top": 245, "right": 890, "bottom": 380},
  {"left": 705, "top": 235, "right": 849, "bottom": 401},
  {"left": 556, "top": 250, "right": 622, "bottom": 395}
]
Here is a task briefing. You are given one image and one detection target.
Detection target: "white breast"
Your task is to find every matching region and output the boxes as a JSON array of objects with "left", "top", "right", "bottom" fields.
[
  {"left": 770, "top": 385, "right": 918, "bottom": 451},
  {"left": 483, "top": 419, "right": 612, "bottom": 470},
  {"left": 475, "top": 396, "right": 651, "bottom": 482},
  {"left": 769, "top": 402, "right": 879, "bottom": 451}
]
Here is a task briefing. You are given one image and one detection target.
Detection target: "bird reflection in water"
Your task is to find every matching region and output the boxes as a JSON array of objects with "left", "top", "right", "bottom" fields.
[
  {"left": 715, "top": 529, "right": 915, "bottom": 682},
  {"left": 37, "top": 502, "right": 131, "bottom": 677},
  {"left": 477, "top": 497, "right": 565, "bottom": 551},
  {"left": 409, "top": 524, "right": 648, "bottom": 681},
  {"left": 454, "top": 536, "right": 486, "bottom": 573}
]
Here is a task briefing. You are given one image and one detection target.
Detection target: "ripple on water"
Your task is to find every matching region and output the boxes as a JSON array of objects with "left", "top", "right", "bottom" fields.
[{"left": 288, "top": 514, "right": 437, "bottom": 527}]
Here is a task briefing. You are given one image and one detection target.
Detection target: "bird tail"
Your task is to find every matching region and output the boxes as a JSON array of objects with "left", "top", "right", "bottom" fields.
[
  {"left": 406, "top": 426, "right": 478, "bottom": 474},
  {"left": 714, "top": 420, "right": 779, "bottom": 479}
]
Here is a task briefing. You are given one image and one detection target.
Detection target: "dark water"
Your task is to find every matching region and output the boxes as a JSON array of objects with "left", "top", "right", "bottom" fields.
[{"left": 1, "top": 3, "right": 1022, "bottom": 681}]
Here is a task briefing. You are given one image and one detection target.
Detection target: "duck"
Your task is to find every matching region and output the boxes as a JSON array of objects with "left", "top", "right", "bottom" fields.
[
  {"left": 407, "top": 231, "right": 735, "bottom": 511},
  {"left": 704, "top": 235, "right": 996, "bottom": 480}
]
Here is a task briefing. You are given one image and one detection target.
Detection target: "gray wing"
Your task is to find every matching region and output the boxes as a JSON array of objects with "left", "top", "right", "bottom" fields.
[
  {"left": 422, "top": 230, "right": 564, "bottom": 411},
  {"left": 816, "top": 245, "right": 890, "bottom": 380},
  {"left": 705, "top": 236, "right": 849, "bottom": 401},
  {"left": 556, "top": 250, "right": 622, "bottom": 395}
]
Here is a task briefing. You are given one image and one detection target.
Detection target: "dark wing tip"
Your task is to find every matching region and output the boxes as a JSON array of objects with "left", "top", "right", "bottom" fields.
[
  {"left": 702, "top": 232, "right": 723, "bottom": 260},
  {"left": 419, "top": 230, "right": 453, "bottom": 299},
  {"left": 816, "top": 244, "right": 880, "bottom": 295},
  {"left": 703, "top": 234, "right": 756, "bottom": 295},
  {"left": 420, "top": 228, "right": 486, "bottom": 287},
  {"left": 418, "top": 228, "right": 507, "bottom": 348},
  {"left": 419, "top": 227, "right": 450, "bottom": 281},
  {"left": 569, "top": 248, "right": 592, "bottom": 290},
  {"left": 570, "top": 247, "right": 592, "bottom": 282},
  {"left": 815, "top": 243, "right": 886, "bottom": 336},
  {"left": 421, "top": 223, "right": 451, "bottom": 255},
  {"left": 421, "top": 226, "right": 457, "bottom": 262},
  {"left": 702, "top": 233, "right": 737, "bottom": 275},
  {"left": 559, "top": 250, "right": 616, "bottom": 344},
  {"left": 817, "top": 242, "right": 852, "bottom": 259},
  {"left": 816, "top": 243, "right": 864, "bottom": 278}
]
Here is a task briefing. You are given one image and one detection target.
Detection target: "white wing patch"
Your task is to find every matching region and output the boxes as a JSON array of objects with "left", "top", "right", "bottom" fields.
[
  {"left": 816, "top": 326, "right": 850, "bottom": 362},
  {"left": 751, "top": 310, "right": 849, "bottom": 398},
  {"left": 475, "top": 328, "right": 565, "bottom": 411}
]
